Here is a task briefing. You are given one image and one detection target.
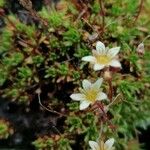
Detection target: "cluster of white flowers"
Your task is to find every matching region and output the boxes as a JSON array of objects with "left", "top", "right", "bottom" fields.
[
  {"left": 70, "top": 41, "right": 121, "bottom": 110},
  {"left": 70, "top": 41, "right": 121, "bottom": 149}
]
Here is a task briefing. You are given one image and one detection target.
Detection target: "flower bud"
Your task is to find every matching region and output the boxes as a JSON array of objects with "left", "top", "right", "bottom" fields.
[
  {"left": 103, "top": 70, "right": 112, "bottom": 81},
  {"left": 136, "top": 43, "right": 145, "bottom": 55}
]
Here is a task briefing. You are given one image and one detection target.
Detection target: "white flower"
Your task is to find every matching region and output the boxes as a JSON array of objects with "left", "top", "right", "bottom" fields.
[
  {"left": 70, "top": 78, "right": 107, "bottom": 110},
  {"left": 82, "top": 41, "right": 121, "bottom": 71},
  {"left": 89, "top": 138, "right": 115, "bottom": 150}
]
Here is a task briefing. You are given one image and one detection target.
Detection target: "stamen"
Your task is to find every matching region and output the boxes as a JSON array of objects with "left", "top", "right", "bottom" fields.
[
  {"left": 85, "top": 89, "right": 98, "bottom": 102},
  {"left": 96, "top": 55, "right": 111, "bottom": 65}
]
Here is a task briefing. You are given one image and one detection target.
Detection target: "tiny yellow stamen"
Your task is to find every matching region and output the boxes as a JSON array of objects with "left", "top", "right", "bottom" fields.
[
  {"left": 96, "top": 55, "right": 111, "bottom": 65},
  {"left": 100, "top": 141, "right": 105, "bottom": 150},
  {"left": 85, "top": 89, "right": 98, "bottom": 102}
]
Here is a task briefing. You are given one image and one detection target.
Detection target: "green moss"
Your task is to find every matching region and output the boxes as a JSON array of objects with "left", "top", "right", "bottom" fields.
[
  {"left": 0, "top": 1, "right": 150, "bottom": 149},
  {"left": 0, "top": 68, "right": 8, "bottom": 86},
  {"left": 66, "top": 116, "right": 84, "bottom": 132},
  {"left": 57, "top": 63, "right": 69, "bottom": 76},
  {"left": 58, "top": 138, "right": 72, "bottom": 150},
  {"left": 0, "top": 29, "right": 13, "bottom": 55},
  {"left": 91, "top": 1, "right": 100, "bottom": 14},
  {"left": 45, "top": 67, "right": 57, "bottom": 78},
  {"left": 7, "top": 89, "right": 20, "bottom": 99},
  {"left": 32, "top": 138, "right": 49, "bottom": 150},
  {"left": 2, "top": 52, "right": 24, "bottom": 68},
  {"left": 33, "top": 55, "right": 45, "bottom": 67},
  {"left": 63, "top": 27, "right": 80, "bottom": 45},
  {"left": 39, "top": 7, "right": 65, "bottom": 27},
  {"left": 0, "top": 0, "right": 5, "bottom": 7},
  {"left": 0, "top": 124, "right": 8, "bottom": 135},
  {"left": 0, "top": 119, "right": 13, "bottom": 139},
  {"left": 18, "top": 66, "right": 32, "bottom": 79}
]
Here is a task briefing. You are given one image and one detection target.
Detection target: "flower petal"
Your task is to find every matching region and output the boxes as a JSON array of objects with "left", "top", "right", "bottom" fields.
[
  {"left": 89, "top": 141, "right": 99, "bottom": 150},
  {"left": 108, "top": 47, "right": 120, "bottom": 58},
  {"left": 96, "top": 41, "right": 105, "bottom": 54},
  {"left": 94, "top": 64, "right": 105, "bottom": 71},
  {"left": 82, "top": 79, "right": 91, "bottom": 90},
  {"left": 105, "top": 138, "right": 115, "bottom": 150},
  {"left": 82, "top": 56, "right": 96, "bottom": 63},
  {"left": 70, "top": 93, "right": 85, "bottom": 101},
  {"left": 97, "top": 92, "right": 107, "bottom": 101},
  {"left": 109, "top": 60, "right": 121, "bottom": 68},
  {"left": 92, "top": 50, "right": 99, "bottom": 56},
  {"left": 92, "top": 78, "right": 103, "bottom": 90},
  {"left": 80, "top": 100, "right": 90, "bottom": 110}
]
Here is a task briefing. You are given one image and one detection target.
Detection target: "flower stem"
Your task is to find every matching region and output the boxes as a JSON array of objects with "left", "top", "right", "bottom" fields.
[
  {"left": 38, "top": 93, "right": 67, "bottom": 117},
  {"left": 133, "top": 0, "right": 144, "bottom": 24},
  {"left": 108, "top": 79, "right": 113, "bottom": 102},
  {"left": 96, "top": 102, "right": 108, "bottom": 122},
  {"left": 99, "top": 0, "right": 105, "bottom": 32},
  {"left": 142, "top": 35, "right": 150, "bottom": 43}
]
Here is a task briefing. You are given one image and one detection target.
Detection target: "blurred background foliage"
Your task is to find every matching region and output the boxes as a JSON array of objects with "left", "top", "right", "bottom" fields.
[{"left": 0, "top": 0, "right": 150, "bottom": 149}]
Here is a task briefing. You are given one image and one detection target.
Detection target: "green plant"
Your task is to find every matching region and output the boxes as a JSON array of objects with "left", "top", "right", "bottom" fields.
[
  {"left": 0, "top": 0, "right": 150, "bottom": 149},
  {"left": 0, "top": 0, "right": 5, "bottom": 7},
  {"left": 0, "top": 29, "right": 13, "bottom": 55},
  {"left": 0, "top": 119, "right": 14, "bottom": 139}
]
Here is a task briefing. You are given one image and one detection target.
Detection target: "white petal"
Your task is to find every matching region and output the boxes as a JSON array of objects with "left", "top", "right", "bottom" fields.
[
  {"left": 82, "top": 56, "right": 96, "bottom": 63},
  {"left": 70, "top": 93, "right": 85, "bottom": 101},
  {"left": 109, "top": 60, "right": 121, "bottom": 68},
  {"left": 105, "top": 138, "right": 114, "bottom": 150},
  {"left": 136, "top": 43, "right": 144, "bottom": 54},
  {"left": 92, "top": 50, "right": 99, "bottom": 56},
  {"left": 108, "top": 47, "right": 120, "bottom": 58},
  {"left": 96, "top": 41, "right": 105, "bottom": 54},
  {"left": 80, "top": 100, "right": 90, "bottom": 110},
  {"left": 94, "top": 64, "right": 105, "bottom": 71},
  {"left": 97, "top": 92, "right": 107, "bottom": 101},
  {"left": 89, "top": 141, "right": 99, "bottom": 150},
  {"left": 92, "top": 78, "right": 103, "bottom": 90},
  {"left": 82, "top": 79, "right": 91, "bottom": 90}
]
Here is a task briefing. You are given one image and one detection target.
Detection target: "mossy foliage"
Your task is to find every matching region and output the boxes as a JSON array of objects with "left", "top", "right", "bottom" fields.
[{"left": 0, "top": 0, "right": 150, "bottom": 149}]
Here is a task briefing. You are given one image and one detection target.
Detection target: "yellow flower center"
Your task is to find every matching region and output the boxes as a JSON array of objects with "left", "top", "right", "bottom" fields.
[
  {"left": 96, "top": 55, "right": 111, "bottom": 65},
  {"left": 100, "top": 141, "right": 106, "bottom": 150},
  {"left": 85, "top": 89, "right": 98, "bottom": 102}
]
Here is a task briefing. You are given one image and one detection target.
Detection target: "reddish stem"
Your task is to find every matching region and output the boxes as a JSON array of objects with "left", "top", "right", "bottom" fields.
[
  {"left": 133, "top": 0, "right": 144, "bottom": 24},
  {"left": 99, "top": 0, "right": 105, "bottom": 32},
  {"left": 93, "top": 102, "right": 116, "bottom": 131},
  {"left": 108, "top": 79, "right": 113, "bottom": 102},
  {"left": 96, "top": 102, "right": 108, "bottom": 122}
]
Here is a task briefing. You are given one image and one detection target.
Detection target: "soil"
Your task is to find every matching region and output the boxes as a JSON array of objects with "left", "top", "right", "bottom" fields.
[{"left": 0, "top": 97, "right": 60, "bottom": 149}]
